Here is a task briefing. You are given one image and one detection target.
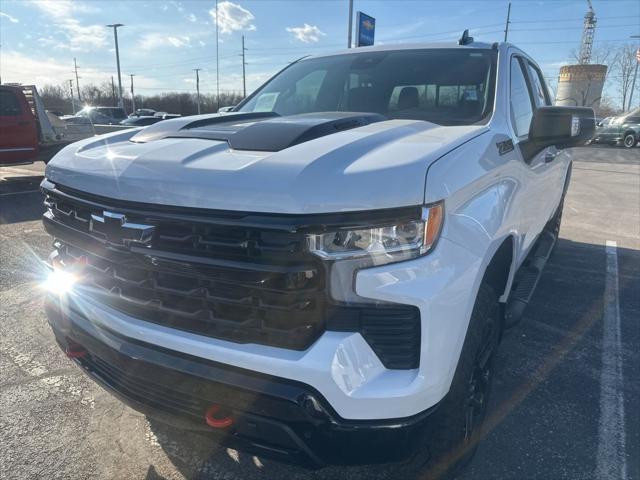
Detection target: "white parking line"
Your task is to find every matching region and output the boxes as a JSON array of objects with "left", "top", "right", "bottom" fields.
[{"left": 596, "top": 240, "right": 627, "bottom": 480}]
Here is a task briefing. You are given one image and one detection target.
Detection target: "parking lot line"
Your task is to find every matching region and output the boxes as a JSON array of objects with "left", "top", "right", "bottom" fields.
[{"left": 596, "top": 240, "right": 628, "bottom": 480}]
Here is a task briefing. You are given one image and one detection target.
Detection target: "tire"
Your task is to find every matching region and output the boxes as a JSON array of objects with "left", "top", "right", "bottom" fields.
[
  {"left": 623, "top": 133, "right": 637, "bottom": 148},
  {"left": 419, "top": 284, "right": 501, "bottom": 480}
]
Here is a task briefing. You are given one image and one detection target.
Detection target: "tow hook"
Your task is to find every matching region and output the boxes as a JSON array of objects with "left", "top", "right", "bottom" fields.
[
  {"left": 64, "top": 338, "right": 87, "bottom": 359},
  {"left": 204, "top": 404, "right": 234, "bottom": 429}
]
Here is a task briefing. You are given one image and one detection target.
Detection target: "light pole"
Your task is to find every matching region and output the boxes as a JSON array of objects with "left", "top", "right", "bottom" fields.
[
  {"left": 215, "top": 0, "right": 219, "bottom": 109},
  {"left": 241, "top": 35, "right": 247, "bottom": 98},
  {"left": 193, "top": 68, "right": 201, "bottom": 114},
  {"left": 129, "top": 74, "right": 136, "bottom": 113},
  {"left": 68, "top": 79, "right": 75, "bottom": 114},
  {"left": 347, "top": 0, "right": 353, "bottom": 48},
  {"left": 73, "top": 58, "right": 82, "bottom": 102},
  {"left": 106, "top": 24, "right": 124, "bottom": 110}
]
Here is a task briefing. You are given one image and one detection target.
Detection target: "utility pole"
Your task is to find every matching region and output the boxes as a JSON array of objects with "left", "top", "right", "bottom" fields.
[
  {"left": 68, "top": 79, "right": 75, "bottom": 114},
  {"left": 193, "top": 68, "right": 202, "bottom": 114},
  {"left": 111, "top": 76, "right": 116, "bottom": 106},
  {"left": 129, "top": 74, "right": 136, "bottom": 113},
  {"left": 241, "top": 35, "right": 247, "bottom": 98},
  {"left": 106, "top": 24, "right": 124, "bottom": 110},
  {"left": 347, "top": 0, "right": 354, "bottom": 48},
  {"left": 73, "top": 57, "right": 82, "bottom": 102},
  {"left": 503, "top": 2, "right": 511, "bottom": 42},
  {"left": 215, "top": 0, "right": 220, "bottom": 109},
  {"left": 628, "top": 36, "right": 639, "bottom": 111}
]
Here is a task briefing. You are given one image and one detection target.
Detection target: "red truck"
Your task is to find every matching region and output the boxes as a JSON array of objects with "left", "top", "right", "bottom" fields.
[
  {"left": 0, "top": 85, "right": 39, "bottom": 165},
  {"left": 1, "top": 84, "right": 137, "bottom": 167}
]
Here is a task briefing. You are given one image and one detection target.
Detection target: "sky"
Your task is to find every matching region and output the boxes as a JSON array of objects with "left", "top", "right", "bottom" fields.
[{"left": 1, "top": 0, "right": 639, "bottom": 105}]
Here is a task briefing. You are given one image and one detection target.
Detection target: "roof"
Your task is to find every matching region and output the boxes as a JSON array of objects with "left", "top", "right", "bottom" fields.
[{"left": 307, "top": 41, "right": 497, "bottom": 60}]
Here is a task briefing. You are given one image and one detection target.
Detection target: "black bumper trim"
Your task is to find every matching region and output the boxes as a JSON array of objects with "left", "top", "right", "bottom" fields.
[{"left": 46, "top": 297, "right": 438, "bottom": 467}]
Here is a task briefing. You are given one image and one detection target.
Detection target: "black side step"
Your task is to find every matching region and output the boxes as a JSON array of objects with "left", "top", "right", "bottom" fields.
[{"left": 504, "top": 230, "right": 557, "bottom": 328}]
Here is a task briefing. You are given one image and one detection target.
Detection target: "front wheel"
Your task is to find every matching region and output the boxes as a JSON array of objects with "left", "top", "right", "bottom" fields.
[
  {"left": 420, "top": 284, "right": 501, "bottom": 479},
  {"left": 623, "top": 133, "right": 637, "bottom": 148}
]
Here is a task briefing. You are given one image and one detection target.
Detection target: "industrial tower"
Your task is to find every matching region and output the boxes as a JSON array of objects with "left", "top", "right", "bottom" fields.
[
  {"left": 578, "top": 0, "right": 596, "bottom": 64},
  {"left": 554, "top": 0, "right": 607, "bottom": 109}
]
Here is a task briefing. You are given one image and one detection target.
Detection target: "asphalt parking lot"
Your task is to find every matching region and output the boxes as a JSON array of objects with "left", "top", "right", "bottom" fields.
[{"left": 0, "top": 146, "right": 638, "bottom": 480}]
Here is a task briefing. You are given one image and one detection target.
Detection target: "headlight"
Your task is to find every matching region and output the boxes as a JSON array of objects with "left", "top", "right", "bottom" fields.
[
  {"left": 308, "top": 202, "right": 444, "bottom": 303},
  {"left": 308, "top": 203, "right": 443, "bottom": 261}
]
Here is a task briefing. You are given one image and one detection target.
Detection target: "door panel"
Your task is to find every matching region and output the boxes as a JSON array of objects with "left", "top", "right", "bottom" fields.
[
  {"left": 508, "top": 56, "right": 560, "bottom": 261},
  {"left": 0, "top": 88, "right": 38, "bottom": 164}
]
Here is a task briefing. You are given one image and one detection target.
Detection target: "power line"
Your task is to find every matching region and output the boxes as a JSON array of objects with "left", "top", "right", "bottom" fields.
[
  {"left": 510, "top": 15, "right": 631, "bottom": 24},
  {"left": 511, "top": 23, "right": 638, "bottom": 33}
]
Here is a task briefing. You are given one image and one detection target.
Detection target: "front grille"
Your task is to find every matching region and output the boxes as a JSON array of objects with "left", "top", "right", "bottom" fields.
[{"left": 42, "top": 184, "right": 421, "bottom": 368}]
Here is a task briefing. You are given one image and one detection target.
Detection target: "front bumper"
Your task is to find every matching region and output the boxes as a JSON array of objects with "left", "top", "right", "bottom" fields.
[{"left": 46, "top": 297, "right": 438, "bottom": 467}]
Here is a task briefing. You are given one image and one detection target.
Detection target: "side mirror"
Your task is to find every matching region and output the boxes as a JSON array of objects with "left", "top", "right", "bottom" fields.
[
  {"left": 521, "top": 106, "right": 595, "bottom": 161},
  {"left": 531, "top": 106, "right": 595, "bottom": 147},
  {"left": 218, "top": 106, "right": 235, "bottom": 114}
]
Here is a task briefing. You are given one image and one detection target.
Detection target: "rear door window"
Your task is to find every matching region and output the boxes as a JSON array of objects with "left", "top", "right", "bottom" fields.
[
  {"left": 526, "top": 63, "right": 550, "bottom": 107},
  {"left": 0, "top": 90, "right": 23, "bottom": 116}
]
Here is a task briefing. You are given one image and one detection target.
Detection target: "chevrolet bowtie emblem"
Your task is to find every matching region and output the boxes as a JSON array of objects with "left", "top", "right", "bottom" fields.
[{"left": 89, "top": 211, "right": 155, "bottom": 247}]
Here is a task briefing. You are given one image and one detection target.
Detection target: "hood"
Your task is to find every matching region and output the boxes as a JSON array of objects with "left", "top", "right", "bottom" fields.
[{"left": 45, "top": 113, "right": 488, "bottom": 214}]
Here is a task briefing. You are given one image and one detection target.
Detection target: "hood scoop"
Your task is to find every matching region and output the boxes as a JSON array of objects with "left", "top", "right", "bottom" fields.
[{"left": 130, "top": 111, "right": 386, "bottom": 152}]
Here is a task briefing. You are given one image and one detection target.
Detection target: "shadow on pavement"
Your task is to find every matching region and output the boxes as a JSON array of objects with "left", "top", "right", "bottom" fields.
[
  {"left": 0, "top": 175, "right": 45, "bottom": 224},
  {"left": 142, "top": 238, "right": 638, "bottom": 480}
]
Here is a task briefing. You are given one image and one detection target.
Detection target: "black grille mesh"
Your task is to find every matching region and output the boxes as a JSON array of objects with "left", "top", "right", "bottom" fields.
[{"left": 43, "top": 186, "right": 420, "bottom": 368}]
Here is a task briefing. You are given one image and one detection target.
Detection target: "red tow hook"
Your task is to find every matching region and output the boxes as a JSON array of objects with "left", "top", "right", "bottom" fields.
[
  {"left": 65, "top": 338, "right": 87, "bottom": 359},
  {"left": 205, "top": 404, "right": 234, "bottom": 429}
]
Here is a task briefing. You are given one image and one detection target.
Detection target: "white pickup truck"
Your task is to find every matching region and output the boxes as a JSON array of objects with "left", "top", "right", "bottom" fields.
[{"left": 41, "top": 36, "right": 594, "bottom": 474}]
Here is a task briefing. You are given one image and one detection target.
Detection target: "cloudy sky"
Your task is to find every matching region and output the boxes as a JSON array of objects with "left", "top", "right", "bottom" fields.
[{"left": 0, "top": 0, "right": 638, "bottom": 103}]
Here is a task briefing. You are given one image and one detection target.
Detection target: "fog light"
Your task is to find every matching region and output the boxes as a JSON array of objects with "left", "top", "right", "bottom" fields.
[{"left": 44, "top": 269, "right": 77, "bottom": 295}]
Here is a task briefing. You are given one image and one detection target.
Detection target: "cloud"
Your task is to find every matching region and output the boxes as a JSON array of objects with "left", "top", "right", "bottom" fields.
[
  {"left": 32, "top": 0, "right": 100, "bottom": 19},
  {"left": 138, "top": 33, "right": 191, "bottom": 50},
  {"left": 209, "top": 1, "right": 255, "bottom": 34},
  {"left": 188, "top": 13, "right": 197, "bottom": 22},
  {"left": 1, "top": 50, "right": 161, "bottom": 90},
  {"left": 31, "top": 0, "right": 106, "bottom": 51},
  {"left": 286, "top": 24, "right": 325, "bottom": 43},
  {"left": 0, "top": 12, "right": 19, "bottom": 23}
]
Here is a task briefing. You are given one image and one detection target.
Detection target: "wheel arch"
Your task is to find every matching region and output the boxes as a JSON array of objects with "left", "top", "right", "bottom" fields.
[{"left": 481, "top": 235, "right": 515, "bottom": 304}]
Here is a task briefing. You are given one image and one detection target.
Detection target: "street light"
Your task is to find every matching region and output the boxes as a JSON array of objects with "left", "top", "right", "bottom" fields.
[{"left": 106, "top": 23, "right": 124, "bottom": 111}]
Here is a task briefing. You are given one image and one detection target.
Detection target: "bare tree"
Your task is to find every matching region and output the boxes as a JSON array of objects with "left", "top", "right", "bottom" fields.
[
  {"left": 612, "top": 44, "right": 637, "bottom": 111},
  {"left": 595, "top": 95, "right": 622, "bottom": 118},
  {"left": 40, "top": 84, "right": 72, "bottom": 114},
  {"left": 570, "top": 43, "right": 618, "bottom": 66},
  {"left": 39, "top": 82, "right": 244, "bottom": 117}
]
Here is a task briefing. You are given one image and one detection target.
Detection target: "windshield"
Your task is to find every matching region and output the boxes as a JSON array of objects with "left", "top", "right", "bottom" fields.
[{"left": 238, "top": 49, "right": 497, "bottom": 126}]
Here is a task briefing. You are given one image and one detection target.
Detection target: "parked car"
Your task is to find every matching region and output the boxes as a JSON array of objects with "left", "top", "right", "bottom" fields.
[
  {"left": 120, "top": 116, "right": 163, "bottom": 126},
  {"left": 75, "top": 106, "right": 127, "bottom": 125},
  {"left": 129, "top": 108, "right": 157, "bottom": 118},
  {"left": 592, "top": 109, "right": 640, "bottom": 147},
  {"left": 41, "top": 37, "right": 594, "bottom": 474},
  {"left": 0, "top": 85, "right": 38, "bottom": 165}
]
